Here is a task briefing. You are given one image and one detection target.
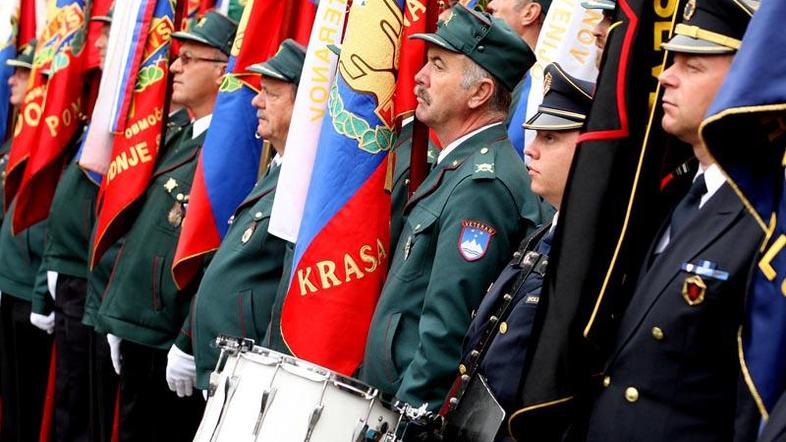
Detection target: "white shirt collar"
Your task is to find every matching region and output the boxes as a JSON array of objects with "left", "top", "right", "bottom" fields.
[
  {"left": 548, "top": 211, "right": 559, "bottom": 235},
  {"left": 192, "top": 114, "right": 213, "bottom": 139},
  {"left": 437, "top": 122, "right": 503, "bottom": 164},
  {"left": 697, "top": 162, "right": 726, "bottom": 208}
]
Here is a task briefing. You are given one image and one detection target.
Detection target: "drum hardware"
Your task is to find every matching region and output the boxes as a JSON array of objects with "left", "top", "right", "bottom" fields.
[
  {"left": 303, "top": 404, "right": 324, "bottom": 442},
  {"left": 208, "top": 356, "right": 243, "bottom": 442},
  {"left": 196, "top": 337, "right": 406, "bottom": 442},
  {"left": 252, "top": 362, "right": 283, "bottom": 440}
]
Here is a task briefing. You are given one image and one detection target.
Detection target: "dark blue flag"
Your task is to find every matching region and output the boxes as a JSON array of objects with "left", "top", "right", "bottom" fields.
[{"left": 702, "top": 0, "right": 786, "bottom": 420}]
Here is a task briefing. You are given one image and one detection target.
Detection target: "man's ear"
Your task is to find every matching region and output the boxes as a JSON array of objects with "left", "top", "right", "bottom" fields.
[
  {"left": 520, "top": 1, "right": 543, "bottom": 27},
  {"left": 467, "top": 77, "right": 495, "bottom": 110}
]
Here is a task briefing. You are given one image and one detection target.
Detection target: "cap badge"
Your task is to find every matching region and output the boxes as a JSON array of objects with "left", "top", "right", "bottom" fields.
[
  {"left": 683, "top": 0, "right": 696, "bottom": 20},
  {"left": 196, "top": 17, "right": 207, "bottom": 28},
  {"left": 681, "top": 274, "right": 706, "bottom": 305},
  {"left": 543, "top": 72, "right": 553, "bottom": 96}
]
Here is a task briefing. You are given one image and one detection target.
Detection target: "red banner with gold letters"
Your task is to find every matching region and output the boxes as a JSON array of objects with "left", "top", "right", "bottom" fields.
[
  {"left": 11, "top": 0, "right": 90, "bottom": 234},
  {"left": 90, "top": 0, "right": 179, "bottom": 267}
]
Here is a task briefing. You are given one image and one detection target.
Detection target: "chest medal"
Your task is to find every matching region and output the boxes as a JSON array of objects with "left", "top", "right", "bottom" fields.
[{"left": 241, "top": 222, "right": 256, "bottom": 245}]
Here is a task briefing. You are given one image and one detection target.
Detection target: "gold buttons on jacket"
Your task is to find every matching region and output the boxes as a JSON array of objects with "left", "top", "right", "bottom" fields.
[
  {"left": 651, "top": 327, "right": 664, "bottom": 340},
  {"left": 602, "top": 376, "right": 611, "bottom": 387},
  {"left": 499, "top": 322, "right": 508, "bottom": 334},
  {"left": 625, "top": 387, "right": 639, "bottom": 403},
  {"left": 459, "top": 364, "right": 467, "bottom": 375}
]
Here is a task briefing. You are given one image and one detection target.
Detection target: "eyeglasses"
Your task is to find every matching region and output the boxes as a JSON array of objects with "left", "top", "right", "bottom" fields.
[{"left": 176, "top": 52, "right": 228, "bottom": 66}]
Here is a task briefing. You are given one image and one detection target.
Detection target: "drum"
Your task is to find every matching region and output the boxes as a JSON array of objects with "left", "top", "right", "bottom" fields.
[{"left": 193, "top": 336, "right": 403, "bottom": 442}]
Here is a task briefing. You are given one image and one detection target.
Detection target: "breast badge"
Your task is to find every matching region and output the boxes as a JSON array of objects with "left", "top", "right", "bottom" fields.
[{"left": 681, "top": 274, "right": 706, "bottom": 306}]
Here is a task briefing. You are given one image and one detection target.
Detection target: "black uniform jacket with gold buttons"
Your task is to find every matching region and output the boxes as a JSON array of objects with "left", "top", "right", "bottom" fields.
[
  {"left": 585, "top": 182, "right": 762, "bottom": 442},
  {"left": 189, "top": 163, "right": 286, "bottom": 390},
  {"left": 93, "top": 127, "right": 207, "bottom": 349},
  {"left": 448, "top": 224, "right": 551, "bottom": 422}
]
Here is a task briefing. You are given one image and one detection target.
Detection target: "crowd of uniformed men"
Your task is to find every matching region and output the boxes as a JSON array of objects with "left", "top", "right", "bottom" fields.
[{"left": 0, "top": 0, "right": 779, "bottom": 440}]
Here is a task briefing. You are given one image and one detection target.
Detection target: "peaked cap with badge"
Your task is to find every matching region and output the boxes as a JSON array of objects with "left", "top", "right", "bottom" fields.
[
  {"left": 247, "top": 38, "right": 307, "bottom": 85},
  {"left": 661, "top": 0, "right": 755, "bottom": 54},
  {"left": 172, "top": 10, "right": 238, "bottom": 56},
  {"left": 411, "top": 4, "right": 535, "bottom": 91},
  {"left": 6, "top": 39, "right": 37, "bottom": 70},
  {"left": 524, "top": 63, "right": 594, "bottom": 131}
]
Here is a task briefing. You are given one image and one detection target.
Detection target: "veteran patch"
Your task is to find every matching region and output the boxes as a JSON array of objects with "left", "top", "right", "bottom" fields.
[{"left": 458, "top": 220, "right": 496, "bottom": 261}]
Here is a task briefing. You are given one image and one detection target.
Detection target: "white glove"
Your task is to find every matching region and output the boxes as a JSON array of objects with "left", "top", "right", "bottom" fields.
[
  {"left": 30, "top": 312, "right": 55, "bottom": 334},
  {"left": 47, "top": 271, "right": 58, "bottom": 301},
  {"left": 166, "top": 344, "right": 196, "bottom": 398},
  {"left": 107, "top": 334, "right": 123, "bottom": 375}
]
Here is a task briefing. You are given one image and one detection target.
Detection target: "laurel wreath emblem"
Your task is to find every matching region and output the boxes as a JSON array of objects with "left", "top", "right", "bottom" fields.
[{"left": 328, "top": 84, "right": 395, "bottom": 154}]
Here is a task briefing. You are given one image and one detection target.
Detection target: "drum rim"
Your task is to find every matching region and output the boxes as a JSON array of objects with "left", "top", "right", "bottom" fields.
[{"left": 223, "top": 339, "right": 401, "bottom": 409}]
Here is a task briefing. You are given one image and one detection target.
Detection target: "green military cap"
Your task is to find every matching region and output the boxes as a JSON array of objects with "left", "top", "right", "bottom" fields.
[
  {"left": 172, "top": 10, "right": 238, "bottom": 56},
  {"left": 661, "top": 0, "right": 755, "bottom": 54},
  {"left": 524, "top": 63, "right": 594, "bottom": 131},
  {"left": 411, "top": 4, "right": 535, "bottom": 92},
  {"left": 247, "top": 39, "right": 307, "bottom": 86},
  {"left": 91, "top": 6, "right": 113, "bottom": 23},
  {"left": 6, "top": 39, "right": 37, "bottom": 70},
  {"left": 581, "top": 0, "right": 615, "bottom": 10}
]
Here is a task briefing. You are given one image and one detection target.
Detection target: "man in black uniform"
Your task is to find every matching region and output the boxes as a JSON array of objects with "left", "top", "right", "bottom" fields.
[{"left": 585, "top": 0, "right": 762, "bottom": 440}]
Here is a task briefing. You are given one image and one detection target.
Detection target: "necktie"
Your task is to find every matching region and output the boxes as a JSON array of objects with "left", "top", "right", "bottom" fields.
[{"left": 669, "top": 174, "right": 707, "bottom": 240}]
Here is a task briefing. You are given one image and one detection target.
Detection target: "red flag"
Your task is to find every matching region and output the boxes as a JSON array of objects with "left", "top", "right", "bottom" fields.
[
  {"left": 172, "top": 0, "right": 307, "bottom": 289},
  {"left": 4, "top": 2, "right": 60, "bottom": 211},
  {"left": 18, "top": 0, "right": 39, "bottom": 47},
  {"left": 11, "top": 0, "right": 90, "bottom": 234},
  {"left": 293, "top": 0, "right": 317, "bottom": 46},
  {"left": 90, "top": 0, "right": 181, "bottom": 267}
]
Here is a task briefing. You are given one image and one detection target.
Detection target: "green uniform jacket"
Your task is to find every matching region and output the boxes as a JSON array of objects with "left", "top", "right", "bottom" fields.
[
  {"left": 82, "top": 110, "right": 192, "bottom": 328},
  {"left": 264, "top": 240, "right": 295, "bottom": 353},
  {"left": 389, "top": 122, "right": 438, "bottom": 246},
  {"left": 359, "top": 124, "right": 548, "bottom": 410},
  {"left": 0, "top": 141, "right": 49, "bottom": 301},
  {"left": 191, "top": 163, "right": 286, "bottom": 389},
  {"left": 30, "top": 133, "right": 98, "bottom": 314},
  {"left": 94, "top": 128, "right": 207, "bottom": 349}
]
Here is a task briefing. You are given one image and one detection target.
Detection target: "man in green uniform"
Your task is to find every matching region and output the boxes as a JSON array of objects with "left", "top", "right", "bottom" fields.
[
  {"left": 359, "top": 4, "right": 549, "bottom": 411},
  {"left": 179, "top": 39, "right": 304, "bottom": 392},
  {"left": 0, "top": 39, "right": 55, "bottom": 442},
  {"left": 25, "top": 11, "right": 111, "bottom": 442},
  {"left": 92, "top": 11, "right": 236, "bottom": 441}
]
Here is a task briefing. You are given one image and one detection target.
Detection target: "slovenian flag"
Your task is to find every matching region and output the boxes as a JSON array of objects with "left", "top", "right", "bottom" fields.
[
  {"left": 278, "top": 0, "right": 404, "bottom": 375},
  {"left": 172, "top": 0, "right": 308, "bottom": 289},
  {"left": 88, "top": 0, "right": 178, "bottom": 267},
  {"left": 267, "top": 0, "right": 347, "bottom": 243},
  {"left": 701, "top": 0, "right": 786, "bottom": 421}
]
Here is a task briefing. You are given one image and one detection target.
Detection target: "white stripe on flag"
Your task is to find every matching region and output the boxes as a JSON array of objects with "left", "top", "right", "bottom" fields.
[
  {"left": 268, "top": 0, "right": 348, "bottom": 242},
  {"left": 523, "top": 3, "right": 602, "bottom": 147},
  {"left": 80, "top": 0, "right": 145, "bottom": 175}
]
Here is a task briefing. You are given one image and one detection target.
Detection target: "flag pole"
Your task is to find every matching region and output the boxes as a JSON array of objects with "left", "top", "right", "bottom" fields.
[{"left": 408, "top": 0, "right": 441, "bottom": 196}]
